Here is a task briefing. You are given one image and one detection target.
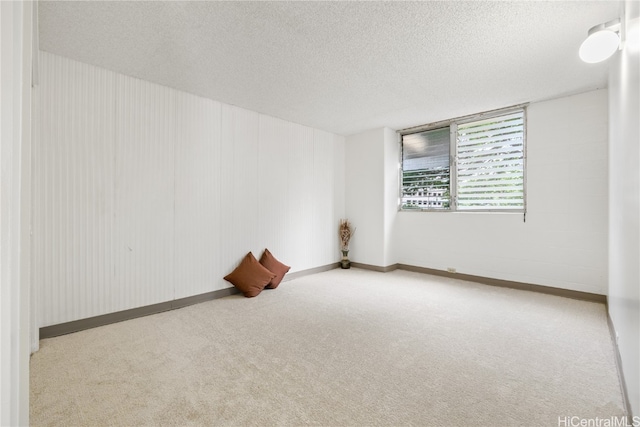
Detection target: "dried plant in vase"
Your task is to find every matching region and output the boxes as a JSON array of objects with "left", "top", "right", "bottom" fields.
[{"left": 338, "top": 219, "right": 355, "bottom": 269}]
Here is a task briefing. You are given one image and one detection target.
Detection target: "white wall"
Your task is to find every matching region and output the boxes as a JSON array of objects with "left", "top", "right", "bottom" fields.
[
  {"left": 0, "top": 1, "right": 32, "bottom": 425},
  {"left": 33, "top": 52, "right": 345, "bottom": 328},
  {"left": 347, "top": 90, "right": 609, "bottom": 295},
  {"left": 345, "top": 127, "right": 398, "bottom": 268},
  {"left": 608, "top": 0, "right": 640, "bottom": 415},
  {"left": 382, "top": 127, "right": 399, "bottom": 267},
  {"left": 345, "top": 128, "right": 385, "bottom": 266}
]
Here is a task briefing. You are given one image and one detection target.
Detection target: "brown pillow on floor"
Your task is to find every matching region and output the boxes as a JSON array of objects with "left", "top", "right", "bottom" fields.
[
  {"left": 259, "top": 249, "right": 291, "bottom": 289},
  {"left": 224, "top": 252, "right": 276, "bottom": 298}
]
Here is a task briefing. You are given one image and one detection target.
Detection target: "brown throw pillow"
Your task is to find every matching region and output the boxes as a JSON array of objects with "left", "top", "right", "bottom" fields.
[
  {"left": 259, "top": 249, "right": 291, "bottom": 289},
  {"left": 224, "top": 252, "right": 276, "bottom": 298}
]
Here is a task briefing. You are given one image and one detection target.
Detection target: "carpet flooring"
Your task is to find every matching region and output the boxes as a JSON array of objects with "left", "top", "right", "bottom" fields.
[{"left": 30, "top": 268, "right": 626, "bottom": 426}]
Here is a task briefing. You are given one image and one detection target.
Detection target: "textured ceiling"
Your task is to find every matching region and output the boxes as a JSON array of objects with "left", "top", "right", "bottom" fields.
[{"left": 38, "top": 1, "right": 620, "bottom": 136}]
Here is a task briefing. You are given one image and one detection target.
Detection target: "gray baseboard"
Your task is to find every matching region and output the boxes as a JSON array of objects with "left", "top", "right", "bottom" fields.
[
  {"left": 284, "top": 262, "right": 340, "bottom": 280},
  {"left": 351, "top": 262, "right": 607, "bottom": 304},
  {"left": 39, "top": 263, "right": 340, "bottom": 340},
  {"left": 40, "top": 261, "right": 606, "bottom": 340},
  {"left": 606, "top": 312, "right": 633, "bottom": 421},
  {"left": 349, "top": 262, "right": 398, "bottom": 272},
  {"left": 39, "top": 287, "right": 240, "bottom": 339}
]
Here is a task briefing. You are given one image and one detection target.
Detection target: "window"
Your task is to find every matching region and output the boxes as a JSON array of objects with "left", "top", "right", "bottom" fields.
[
  {"left": 400, "top": 107, "right": 525, "bottom": 212},
  {"left": 401, "top": 127, "right": 451, "bottom": 210}
]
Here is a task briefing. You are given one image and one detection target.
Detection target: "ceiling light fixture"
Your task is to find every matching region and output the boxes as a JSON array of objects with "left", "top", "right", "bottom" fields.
[{"left": 579, "top": 18, "right": 622, "bottom": 63}]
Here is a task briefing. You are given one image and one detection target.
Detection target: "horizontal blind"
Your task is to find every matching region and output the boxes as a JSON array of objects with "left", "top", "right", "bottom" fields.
[
  {"left": 456, "top": 111, "right": 524, "bottom": 210},
  {"left": 401, "top": 127, "right": 450, "bottom": 210}
]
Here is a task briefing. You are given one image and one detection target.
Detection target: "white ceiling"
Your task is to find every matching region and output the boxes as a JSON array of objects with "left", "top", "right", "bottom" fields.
[{"left": 38, "top": 1, "right": 621, "bottom": 136}]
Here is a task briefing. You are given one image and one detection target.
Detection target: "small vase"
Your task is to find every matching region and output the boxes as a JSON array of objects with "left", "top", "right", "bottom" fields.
[{"left": 340, "top": 250, "right": 351, "bottom": 269}]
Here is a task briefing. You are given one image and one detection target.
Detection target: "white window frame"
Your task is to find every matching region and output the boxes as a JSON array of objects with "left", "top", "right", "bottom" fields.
[{"left": 399, "top": 105, "right": 527, "bottom": 213}]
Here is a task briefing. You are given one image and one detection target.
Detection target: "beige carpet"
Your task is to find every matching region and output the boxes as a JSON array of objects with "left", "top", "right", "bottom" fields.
[{"left": 30, "top": 268, "right": 625, "bottom": 426}]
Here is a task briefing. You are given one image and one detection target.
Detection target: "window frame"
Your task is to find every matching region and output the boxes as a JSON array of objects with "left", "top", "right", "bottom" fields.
[{"left": 398, "top": 104, "right": 528, "bottom": 213}]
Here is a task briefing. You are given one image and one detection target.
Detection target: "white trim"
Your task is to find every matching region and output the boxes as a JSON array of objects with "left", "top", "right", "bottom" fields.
[{"left": 0, "top": 1, "right": 32, "bottom": 424}]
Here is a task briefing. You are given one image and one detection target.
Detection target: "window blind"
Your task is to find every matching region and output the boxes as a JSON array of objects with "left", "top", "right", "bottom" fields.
[
  {"left": 455, "top": 111, "right": 524, "bottom": 210},
  {"left": 401, "top": 127, "right": 450, "bottom": 210}
]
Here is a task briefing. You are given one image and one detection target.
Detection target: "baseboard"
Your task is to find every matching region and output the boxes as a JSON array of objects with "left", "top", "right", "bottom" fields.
[
  {"left": 284, "top": 262, "right": 340, "bottom": 280},
  {"left": 39, "top": 261, "right": 605, "bottom": 339},
  {"left": 39, "top": 263, "right": 340, "bottom": 340},
  {"left": 39, "top": 287, "right": 240, "bottom": 339},
  {"left": 350, "top": 262, "right": 398, "bottom": 272},
  {"left": 606, "top": 312, "right": 633, "bottom": 421},
  {"left": 352, "top": 262, "right": 606, "bottom": 304}
]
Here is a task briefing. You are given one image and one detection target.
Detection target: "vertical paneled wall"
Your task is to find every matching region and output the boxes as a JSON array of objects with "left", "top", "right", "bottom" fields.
[
  {"left": 114, "top": 75, "right": 176, "bottom": 310},
  {"left": 173, "top": 92, "right": 222, "bottom": 300},
  {"left": 34, "top": 52, "right": 345, "bottom": 327},
  {"left": 34, "top": 53, "right": 117, "bottom": 324}
]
